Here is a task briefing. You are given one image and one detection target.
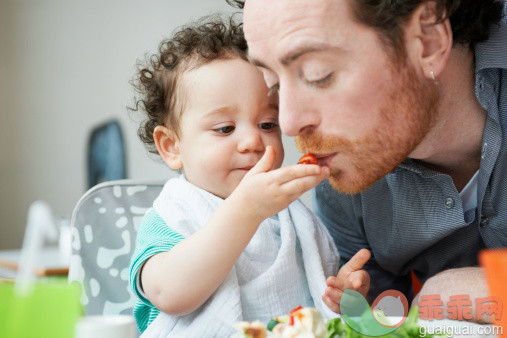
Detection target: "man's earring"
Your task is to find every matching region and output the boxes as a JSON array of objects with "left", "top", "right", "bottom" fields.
[{"left": 430, "top": 71, "right": 438, "bottom": 85}]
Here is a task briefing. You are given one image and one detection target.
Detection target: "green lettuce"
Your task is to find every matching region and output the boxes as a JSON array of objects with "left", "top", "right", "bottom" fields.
[{"left": 326, "top": 306, "right": 444, "bottom": 338}]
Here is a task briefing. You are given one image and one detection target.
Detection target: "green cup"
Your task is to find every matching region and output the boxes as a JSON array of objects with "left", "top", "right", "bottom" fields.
[{"left": 0, "top": 280, "right": 82, "bottom": 338}]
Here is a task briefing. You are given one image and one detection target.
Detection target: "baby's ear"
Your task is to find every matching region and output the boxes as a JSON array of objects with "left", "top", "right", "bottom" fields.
[{"left": 153, "top": 126, "right": 182, "bottom": 170}]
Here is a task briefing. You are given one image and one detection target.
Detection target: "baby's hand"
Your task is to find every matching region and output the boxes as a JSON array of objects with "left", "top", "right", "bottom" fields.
[
  {"left": 229, "top": 146, "right": 329, "bottom": 223},
  {"left": 323, "top": 249, "right": 371, "bottom": 313}
]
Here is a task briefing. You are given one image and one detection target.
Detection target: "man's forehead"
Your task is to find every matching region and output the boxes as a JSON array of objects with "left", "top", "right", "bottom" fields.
[{"left": 244, "top": 0, "right": 344, "bottom": 64}]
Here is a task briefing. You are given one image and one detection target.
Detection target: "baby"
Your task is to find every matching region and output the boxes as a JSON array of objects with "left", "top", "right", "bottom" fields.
[{"left": 129, "top": 16, "right": 369, "bottom": 337}]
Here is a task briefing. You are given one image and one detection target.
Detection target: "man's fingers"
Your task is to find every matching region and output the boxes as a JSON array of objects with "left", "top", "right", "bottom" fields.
[{"left": 342, "top": 248, "right": 371, "bottom": 273}]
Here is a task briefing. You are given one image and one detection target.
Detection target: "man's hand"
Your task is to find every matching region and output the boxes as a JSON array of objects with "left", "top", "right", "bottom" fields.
[{"left": 323, "top": 248, "right": 371, "bottom": 313}]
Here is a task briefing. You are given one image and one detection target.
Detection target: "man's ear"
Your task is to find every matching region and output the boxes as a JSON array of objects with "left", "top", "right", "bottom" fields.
[
  {"left": 153, "top": 125, "right": 183, "bottom": 170},
  {"left": 405, "top": 1, "right": 452, "bottom": 80}
]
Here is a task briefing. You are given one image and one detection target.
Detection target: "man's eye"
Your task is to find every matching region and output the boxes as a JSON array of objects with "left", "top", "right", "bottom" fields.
[
  {"left": 307, "top": 73, "right": 334, "bottom": 87},
  {"left": 259, "top": 122, "right": 278, "bottom": 130},
  {"left": 268, "top": 83, "right": 280, "bottom": 96},
  {"left": 214, "top": 126, "right": 235, "bottom": 134}
]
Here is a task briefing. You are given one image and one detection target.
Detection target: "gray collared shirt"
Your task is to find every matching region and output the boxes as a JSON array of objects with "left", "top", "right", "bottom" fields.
[{"left": 315, "top": 21, "right": 507, "bottom": 301}]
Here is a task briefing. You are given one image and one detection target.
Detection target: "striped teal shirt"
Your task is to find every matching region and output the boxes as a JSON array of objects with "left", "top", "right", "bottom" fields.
[{"left": 129, "top": 208, "right": 185, "bottom": 333}]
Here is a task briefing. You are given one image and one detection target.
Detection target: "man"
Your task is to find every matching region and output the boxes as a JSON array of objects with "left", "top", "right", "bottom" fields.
[{"left": 232, "top": 0, "right": 506, "bottom": 321}]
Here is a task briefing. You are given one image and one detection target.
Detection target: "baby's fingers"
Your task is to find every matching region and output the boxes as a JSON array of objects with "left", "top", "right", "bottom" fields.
[
  {"left": 281, "top": 175, "right": 328, "bottom": 197},
  {"left": 322, "top": 293, "right": 341, "bottom": 313},
  {"left": 324, "top": 285, "right": 343, "bottom": 301},
  {"left": 245, "top": 146, "right": 276, "bottom": 178},
  {"left": 326, "top": 276, "right": 342, "bottom": 293},
  {"left": 278, "top": 166, "right": 329, "bottom": 194},
  {"left": 350, "top": 270, "right": 370, "bottom": 289},
  {"left": 272, "top": 164, "right": 329, "bottom": 184}
]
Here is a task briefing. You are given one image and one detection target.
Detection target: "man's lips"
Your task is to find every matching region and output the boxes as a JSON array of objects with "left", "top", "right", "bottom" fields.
[
  {"left": 312, "top": 153, "right": 337, "bottom": 167},
  {"left": 237, "top": 165, "right": 254, "bottom": 171}
]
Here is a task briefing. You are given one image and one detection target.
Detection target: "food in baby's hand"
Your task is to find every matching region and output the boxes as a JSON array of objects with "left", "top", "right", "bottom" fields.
[{"left": 298, "top": 153, "right": 318, "bottom": 165}]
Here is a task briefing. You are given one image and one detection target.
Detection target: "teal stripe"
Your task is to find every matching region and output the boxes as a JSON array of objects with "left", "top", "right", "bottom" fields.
[{"left": 129, "top": 208, "right": 185, "bottom": 332}]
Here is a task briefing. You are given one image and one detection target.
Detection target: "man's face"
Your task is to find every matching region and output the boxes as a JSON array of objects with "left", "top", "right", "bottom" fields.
[{"left": 244, "top": 0, "right": 439, "bottom": 194}]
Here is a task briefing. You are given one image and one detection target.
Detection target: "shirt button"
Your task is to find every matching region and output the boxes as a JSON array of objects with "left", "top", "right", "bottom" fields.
[
  {"left": 444, "top": 197, "right": 455, "bottom": 209},
  {"left": 481, "top": 142, "right": 488, "bottom": 159},
  {"left": 480, "top": 217, "right": 490, "bottom": 227}
]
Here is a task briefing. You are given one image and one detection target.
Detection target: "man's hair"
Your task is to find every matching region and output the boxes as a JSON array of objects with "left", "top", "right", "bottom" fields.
[
  {"left": 130, "top": 15, "right": 247, "bottom": 155},
  {"left": 227, "top": 0, "right": 504, "bottom": 52}
]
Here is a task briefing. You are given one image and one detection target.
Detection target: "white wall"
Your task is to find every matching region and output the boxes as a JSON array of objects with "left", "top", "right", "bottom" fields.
[{"left": 0, "top": 0, "right": 310, "bottom": 250}]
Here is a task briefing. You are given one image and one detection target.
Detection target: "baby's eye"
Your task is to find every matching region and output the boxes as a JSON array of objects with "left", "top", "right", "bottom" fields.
[
  {"left": 258, "top": 122, "right": 278, "bottom": 130},
  {"left": 214, "top": 126, "right": 235, "bottom": 134}
]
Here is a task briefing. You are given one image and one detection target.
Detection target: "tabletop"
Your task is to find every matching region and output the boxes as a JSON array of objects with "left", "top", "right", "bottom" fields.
[{"left": 0, "top": 246, "right": 69, "bottom": 278}]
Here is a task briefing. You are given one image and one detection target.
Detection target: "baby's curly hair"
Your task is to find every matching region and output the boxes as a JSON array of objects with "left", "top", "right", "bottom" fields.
[{"left": 129, "top": 15, "right": 247, "bottom": 155}]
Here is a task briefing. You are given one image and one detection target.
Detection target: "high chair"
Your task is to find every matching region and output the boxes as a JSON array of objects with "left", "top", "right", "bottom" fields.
[{"left": 68, "top": 179, "right": 164, "bottom": 317}]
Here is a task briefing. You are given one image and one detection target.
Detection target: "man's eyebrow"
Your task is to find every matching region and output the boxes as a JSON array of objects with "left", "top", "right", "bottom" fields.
[
  {"left": 280, "top": 42, "right": 333, "bottom": 66},
  {"left": 248, "top": 42, "right": 335, "bottom": 69}
]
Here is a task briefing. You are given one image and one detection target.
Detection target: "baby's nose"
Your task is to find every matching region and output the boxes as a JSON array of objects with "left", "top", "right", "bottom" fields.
[{"left": 237, "top": 129, "right": 264, "bottom": 153}]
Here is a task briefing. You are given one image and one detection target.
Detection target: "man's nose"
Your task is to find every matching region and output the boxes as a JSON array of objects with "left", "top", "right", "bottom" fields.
[
  {"left": 278, "top": 83, "right": 319, "bottom": 137},
  {"left": 237, "top": 128, "right": 265, "bottom": 153}
]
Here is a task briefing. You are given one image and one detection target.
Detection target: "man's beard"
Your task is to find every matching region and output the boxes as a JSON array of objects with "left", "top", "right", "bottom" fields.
[{"left": 295, "top": 62, "right": 439, "bottom": 194}]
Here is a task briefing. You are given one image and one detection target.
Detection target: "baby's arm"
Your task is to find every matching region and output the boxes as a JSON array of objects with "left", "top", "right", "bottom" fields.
[{"left": 141, "top": 146, "right": 330, "bottom": 316}]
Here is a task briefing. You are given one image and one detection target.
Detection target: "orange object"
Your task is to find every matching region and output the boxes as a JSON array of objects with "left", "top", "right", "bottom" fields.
[
  {"left": 289, "top": 305, "right": 302, "bottom": 314},
  {"left": 289, "top": 305, "right": 303, "bottom": 326},
  {"left": 298, "top": 153, "right": 318, "bottom": 165},
  {"left": 479, "top": 248, "right": 507, "bottom": 337},
  {"left": 411, "top": 270, "right": 423, "bottom": 296}
]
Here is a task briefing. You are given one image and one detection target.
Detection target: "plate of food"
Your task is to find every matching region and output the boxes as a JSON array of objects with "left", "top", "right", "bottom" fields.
[{"left": 234, "top": 305, "right": 446, "bottom": 337}]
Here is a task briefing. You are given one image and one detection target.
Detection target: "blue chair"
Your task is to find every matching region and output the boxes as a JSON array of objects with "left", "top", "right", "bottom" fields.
[{"left": 87, "top": 120, "right": 127, "bottom": 189}]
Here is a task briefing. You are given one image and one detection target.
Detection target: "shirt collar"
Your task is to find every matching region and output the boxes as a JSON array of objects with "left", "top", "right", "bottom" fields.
[
  {"left": 392, "top": 158, "right": 442, "bottom": 177},
  {"left": 475, "top": 21, "right": 507, "bottom": 72}
]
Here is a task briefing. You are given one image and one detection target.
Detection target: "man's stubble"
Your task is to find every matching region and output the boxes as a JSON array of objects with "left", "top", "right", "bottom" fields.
[{"left": 295, "top": 61, "right": 440, "bottom": 194}]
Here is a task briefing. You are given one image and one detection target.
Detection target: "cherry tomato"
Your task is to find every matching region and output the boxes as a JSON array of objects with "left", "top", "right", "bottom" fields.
[{"left": 298, "top": 153, "right": 318, "bottom": 165}]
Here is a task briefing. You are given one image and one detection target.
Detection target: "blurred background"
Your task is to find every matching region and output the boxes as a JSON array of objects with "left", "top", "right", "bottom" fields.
[{"left": 0, "top": 0, "right": 309, "bottom": 250}]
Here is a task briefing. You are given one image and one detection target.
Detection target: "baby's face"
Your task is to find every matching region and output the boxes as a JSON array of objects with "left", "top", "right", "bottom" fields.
[{"left": 176, "top": 57, "right": 284, "bottom": 199}]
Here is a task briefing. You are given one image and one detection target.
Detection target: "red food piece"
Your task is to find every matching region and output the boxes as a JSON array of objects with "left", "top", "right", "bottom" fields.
[
  {"left": 289, "top": 305, "right": 302, "bottom": 326},
  {"left": 289, "top": 305, "right": 303, "bottom": 314},
  {"left": 298, "top": 153, "right": 318, "bottom": 165}
]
